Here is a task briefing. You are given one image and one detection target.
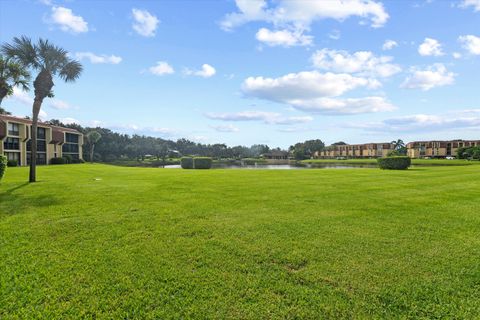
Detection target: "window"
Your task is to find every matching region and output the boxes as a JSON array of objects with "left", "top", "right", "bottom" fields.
[
  {"left": 37, "top": 127, "right": 46, "bottom": 140},
  {"left": 8, "top": 123, "right": 20, "bottom": 136},
  {"left": 4, "top": 137, "right": 20, "bottom": 150},
  {"left": 5, "top": 152, "right": 20, "bottom": 165},
  {"left": 26, "top": 153, "right": 46, "bottom": 165},
  {"left": 65, "top": 133, "right": 79, "bottom": 143},
  {"left": 62, "top": 143, "right": 79, "bottom": 153},
  {"left": 27, "top": 140, "right": 47, "bottom": 152}
]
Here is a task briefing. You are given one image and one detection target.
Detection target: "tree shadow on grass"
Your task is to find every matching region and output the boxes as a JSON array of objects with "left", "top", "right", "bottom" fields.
[{"left": 0, "top": 182, "right": 60, "bottom": 216}]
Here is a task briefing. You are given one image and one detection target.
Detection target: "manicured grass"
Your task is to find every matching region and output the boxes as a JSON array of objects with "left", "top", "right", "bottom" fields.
[
  {"left": 302, "top": 158, "right": 479, "bottom": 166},
  {"left": 1, "top": 164, "right": 480, "bottom": 318}
]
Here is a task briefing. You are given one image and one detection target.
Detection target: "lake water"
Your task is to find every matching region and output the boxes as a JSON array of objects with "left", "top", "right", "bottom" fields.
[{"left": 164, "top": 163, "right": 378, "bottom": 170}]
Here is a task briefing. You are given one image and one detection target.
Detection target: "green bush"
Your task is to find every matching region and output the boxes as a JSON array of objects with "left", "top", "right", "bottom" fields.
[
  {"left": 181, "top": 157, "right": 194, "bottom": 169},
  {"left": 0, "top": 155, "right": 6, "bottom": 181},
  {"left": 194, "top": 157, "right": 213, "bottom": 169},
  {"left": 377, "top": 156, "right": 411, "bottom": 170},
  {"left": 71, "top": 158, "right": 85, "bottom": 164},
  {"left": 7, "top": 160, "right": 18, "bottom": 167},
  {"left": 50, "top": 157, "right": 66, "bottom": 165}
]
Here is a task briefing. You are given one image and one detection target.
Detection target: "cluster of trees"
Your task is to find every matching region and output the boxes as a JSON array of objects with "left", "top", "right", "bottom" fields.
[
  {"left": 47, "top": 120, "right": 277, "bottom": 161},
  {"left": 457, "top": 146, "right": 480, "bottom": 160},
  {"left": 289, "top": 139, "right": 325, "bottom": 160}
]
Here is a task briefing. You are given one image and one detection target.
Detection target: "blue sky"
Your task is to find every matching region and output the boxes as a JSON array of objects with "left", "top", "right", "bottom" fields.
[{"left": 1, "top": 0, "right": 479, "bottom": 148}]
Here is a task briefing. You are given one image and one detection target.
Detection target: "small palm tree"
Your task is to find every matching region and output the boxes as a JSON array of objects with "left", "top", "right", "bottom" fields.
[
  {"left": 2, "top": 36, "right": 82, "bottom": 182},
  {"left": 86, "top": 131, "right": 102, "bottom": 162},
  {"left": 391, "top": 139, "right": 405, "bottom": 151},
  {"left": 0, "top": 54, "right": 30, "bottom": 105}
]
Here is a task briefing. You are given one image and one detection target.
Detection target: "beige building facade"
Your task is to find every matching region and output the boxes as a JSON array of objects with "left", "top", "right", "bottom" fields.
[
  {"left": 315, "top": 143, "right": 395, "bottom": 159},
  {"left": 406, "top": 140, "right": 480, "bottom": 158},
  {"left": 0, "top": 115, "right": 83, "bottom": 166}
]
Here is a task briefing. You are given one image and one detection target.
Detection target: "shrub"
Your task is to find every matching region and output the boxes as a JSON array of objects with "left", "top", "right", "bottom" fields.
[
  {"left": 0, "top": 155, "right": 6, "bottom": 181},
  {"left": 71, "top": 158, "right": 85, "bottom": 164},
  {"left": 377, "top": 156, "right": 411, "bottom": 170},
  {"left": 7, "top": 160, "right": 18, "bottom": 167},
  {"left": 50, "top": 157, "right": 66, "bottom": 165},
  {"left": 181, "top": 157, "right": 194, "bottom": 169},
  {"left": 194, "top": 157, "right": 213, "bottom": 169}
]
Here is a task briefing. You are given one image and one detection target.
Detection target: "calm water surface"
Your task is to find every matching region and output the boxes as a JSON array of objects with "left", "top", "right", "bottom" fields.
[{"left": 164, "top": 163, "right": 378, "bottom": 170}]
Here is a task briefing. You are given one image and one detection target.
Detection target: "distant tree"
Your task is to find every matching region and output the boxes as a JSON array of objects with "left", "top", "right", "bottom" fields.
[
  {"left": 391, "top": 139, "right": 407, "bottom": 155},
  {"left": 290, "top": 139, "right": 325, "bottom": 160},
  {"left": 0, "top": 54, "right": 30, "bottom": 105},
  {"left": 86, "top": 131, "right": 102, "bottom": 162},
  {"left": 2, "top": 36, "right": 82, "bottom": 182},
  {"left": 0, "top": 106, "right": 11, "bottom": 115},
  {"left": 332, "top": 141, "right": 347, "bottom": 146}
]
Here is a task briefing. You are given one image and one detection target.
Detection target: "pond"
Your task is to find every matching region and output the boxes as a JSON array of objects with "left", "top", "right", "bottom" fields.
[{"left": 164, "top": 163, "right": 379, "bottom": 169}]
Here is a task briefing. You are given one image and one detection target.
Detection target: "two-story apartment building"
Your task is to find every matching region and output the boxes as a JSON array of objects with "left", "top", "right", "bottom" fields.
[
  {"left": 406, "top": 140, "right": 480, "bottom": 158},
  {"left": 315, "top": 142, "right": 395, "bottom": 159},
  {"left": 0, "top": 115, "right": 84, "bottom": 166}
]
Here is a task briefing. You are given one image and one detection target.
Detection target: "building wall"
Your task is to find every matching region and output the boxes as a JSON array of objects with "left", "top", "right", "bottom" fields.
[{"left": 1, "top": 116, "right": 83, "bottom": 166}]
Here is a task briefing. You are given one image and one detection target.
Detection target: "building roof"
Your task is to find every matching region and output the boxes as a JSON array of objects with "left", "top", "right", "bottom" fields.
[{"left": 0, "top": 114, "right": 82, "bottom": 134}]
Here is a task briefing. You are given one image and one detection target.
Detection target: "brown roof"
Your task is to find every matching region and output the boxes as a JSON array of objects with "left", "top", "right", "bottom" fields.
[{"left": 0, "top": 114, "right": 82, "bottom": 134}]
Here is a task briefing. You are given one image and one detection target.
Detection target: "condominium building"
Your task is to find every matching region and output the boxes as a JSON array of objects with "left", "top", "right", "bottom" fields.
[
  {"left": 406, "top": 140, "right": 480, "bottom": 158},
  {"left": 0, "top": 115, "right": 84, "bottom": 166},
  {"left": 315, "top": 142, "right": 395, "bottom": 159}
]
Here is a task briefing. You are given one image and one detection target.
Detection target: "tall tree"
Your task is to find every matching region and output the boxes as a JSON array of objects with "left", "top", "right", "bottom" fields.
[
  {"left": 86, "top": 131, "right": 102, "bottom": 162},
  {"left": 2, "top": 36, "right": 82, "bottom": 182},
  {"left": 0, "top": 54, "right": 30, "bottom": 105}
]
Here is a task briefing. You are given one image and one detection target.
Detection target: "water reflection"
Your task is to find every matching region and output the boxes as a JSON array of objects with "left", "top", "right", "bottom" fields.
[{"left": 164, "top": 162, "right": 378, "bottom": 169}]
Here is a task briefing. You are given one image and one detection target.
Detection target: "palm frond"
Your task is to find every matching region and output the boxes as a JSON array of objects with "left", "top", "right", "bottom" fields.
[
  {"left": 37, "top": 38, "right": 69, "bottom": 73},
  {"left": 1, "top": 36, "right": 38, "bottom": 68},
  {"left": 59, "top": 60, "right": 83, "bottom": 82}
]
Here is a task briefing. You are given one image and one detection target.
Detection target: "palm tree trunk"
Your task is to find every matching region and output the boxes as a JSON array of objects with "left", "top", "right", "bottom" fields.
[
  {"left": 90, "top": 144, "right": 95, "bottom": 162},
  {"left": 29, "top": 98, "right": 42, "bottom": 183}
]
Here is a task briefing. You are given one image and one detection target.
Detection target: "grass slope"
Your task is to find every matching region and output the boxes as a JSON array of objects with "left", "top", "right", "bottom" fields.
[
  {"left": 302, "top": 158, "right": 479, "bottom": 166},
  {"left": 1, "top": 164, "right": 480, "bottom": 319}
]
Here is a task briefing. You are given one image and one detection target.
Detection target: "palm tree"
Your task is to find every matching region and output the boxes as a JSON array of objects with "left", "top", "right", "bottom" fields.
[
  {"left": 2, "top": 36, "right": 82, "bottom": 182},
  {"left": 391, "top": 139, "right": 405, "bottom": 151},
  {"left": 86, "top": 131, "right": 102, "bottom": 162},
  {"left": 0, "top": 54, "right": 30, "bottom": 105}
]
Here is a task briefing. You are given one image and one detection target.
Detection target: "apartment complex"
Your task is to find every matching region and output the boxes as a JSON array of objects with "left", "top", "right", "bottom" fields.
[
  {"left": 406, "top": 140, "right": 480, "bottom": 158},
  {"left": 315, "top": 142, "right": 395, "bottom": 159},
  {"left": 0, "top": 115, "right": 84, "bottom": 166}
]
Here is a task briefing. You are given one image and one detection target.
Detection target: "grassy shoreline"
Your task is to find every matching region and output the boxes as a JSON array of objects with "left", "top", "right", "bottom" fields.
[
  {"left": 302, "top": 158, "right": 479, "bottom": 166},
  {"left": 1, "top": 164, "right": 480, "bottom": 318}
]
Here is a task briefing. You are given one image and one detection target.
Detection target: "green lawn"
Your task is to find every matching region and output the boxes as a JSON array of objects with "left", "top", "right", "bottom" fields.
[{"left": 1, "top": 164, "right": 480, "bottom": 319}]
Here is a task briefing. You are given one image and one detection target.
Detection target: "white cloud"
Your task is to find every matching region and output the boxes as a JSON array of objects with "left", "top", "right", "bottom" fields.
[
  {"left": 418, "top": 38, "right": 444, "bottom": 56},
  {"left": 255, "top": 28, "right": 313, "bottom": 47},
  {"left": 205, "top": 110, "right": 313, "bottom": 125},
  {"left": 39, "top": 110, "right": 48, "bottom": 121},
  {"left": 75, "top": 52, "right": 122, "bottom": 64},
  {"left": 288, "top": 96, "right": 396, "bottom": 115},
  {"left": 311, "top": 49, "right": 401, "bottom": 78},
  {"left": 148, "top": 61, "right": 174, "bottom": 75},
  {"left": 460, "top": 0, "right": 480, "bottom": 11},
  {"left": 49, "top": 6, "right": 88, "bottom": 33},
  {"left": 382, "top": 39, "right": 398, "bottom": 50},
  {"left": 60, "top": 117, "right": 79, "bottom": 125},
  {"left": 132, "top": 8, "right": 159, "bottom": 37},
  {"left": 49, "top": 99, "right": 71, "bottom": 110},
  {"left": 351, "top": 109, "right": 480, "bottom": 132},
  {"left": 328, "top": 29, "right": 341, "bottom": 40},
  {"left": 242, "top": 71, "right": 380, "bottom": 104},
  {"left": 401, "top": 64, "right": 455, "bottom": 91},
  {"left": 458, "top": 35, "right": 480, "bottom": 55},
  {"left": 221, "top": 0, "right": 389, "bottom": 31},
  {"left": 184, "top": 64, "right": 216, "bottom": 78},
  {"left": 10, "top": 87, "right": 33, "bottom": 105},
  {"left": 210, "top": 124, "right": 240, "bottom": 132},
  {"left": 452, "top": 52, "right": 463, "bottom": 59}
]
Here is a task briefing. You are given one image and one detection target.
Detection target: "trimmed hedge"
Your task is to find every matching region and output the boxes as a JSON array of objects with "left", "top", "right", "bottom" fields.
[
  {"left": 181, "top": 157, "right": 194, "bottom": 169},
  {"left": 194, "top": 157, "right": 213, "bottom": 169},
  {"left": 0, "top": 155, "right": 6, "bottom": 181},
  {"left": 50, "top": 157, "right": 67, "bottom": 165},
  {"left": 181, "top": 157, "right": 213, "bottom": 169},
  {"left": 377, "top": 156, "right": 411, "bottom": 170},
  {"left": 7, "top": 160, "right": 18, "bottom": 167}
]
